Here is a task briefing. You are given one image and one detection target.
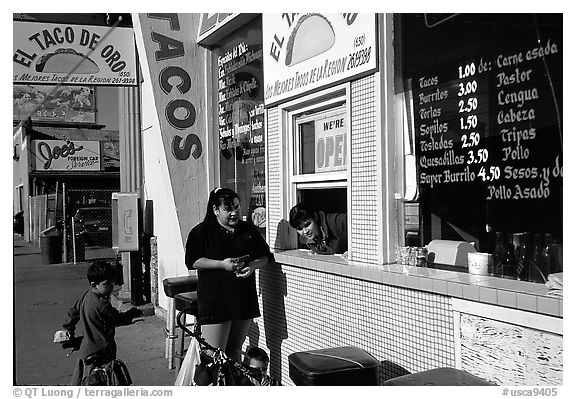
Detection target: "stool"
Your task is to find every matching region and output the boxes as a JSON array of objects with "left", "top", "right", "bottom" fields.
[
  {"left": 288, "top": 346, "right": 380, "bottom": 386},
  {"left": 162, "top": 275, "right": 198, "bottom": 369},
  {"left": 382, "top": 367, "right": 493, "bottom": 386},
  {"left": 174, "top": 291, "right": 198, "bottom": 370}
]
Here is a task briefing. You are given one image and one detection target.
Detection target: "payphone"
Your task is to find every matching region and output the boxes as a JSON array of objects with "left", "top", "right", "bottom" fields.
[{"left": 112, "top": 192, "right": 139, "bottom": 252}]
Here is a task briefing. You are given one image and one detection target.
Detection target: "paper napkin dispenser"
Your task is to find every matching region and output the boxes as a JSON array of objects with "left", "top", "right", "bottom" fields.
[{"left": 426, "top": 240, "right": 477, "bottom": 268}]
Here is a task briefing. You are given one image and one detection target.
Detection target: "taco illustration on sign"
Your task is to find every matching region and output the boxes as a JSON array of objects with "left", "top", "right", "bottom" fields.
[
  {"left": 285, "top": 14, "right": 335, "bottom": 67},
  {"left": 35, "top": 48, "right": 100, "bottom": 74}
]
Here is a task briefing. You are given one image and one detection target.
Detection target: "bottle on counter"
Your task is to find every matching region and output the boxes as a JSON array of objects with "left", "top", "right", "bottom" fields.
[
  {"left": 495, "top": 233, "right": 517, "bottom": 279},
  {"left": 518, "top": 233, "right": 546, "bottom": 283},
  {"left": 492, "top": 232, "right": 506, "bottom": 276},
  {"left": 516, "top": 232, "right": 530, "bottom": 280},
  {"left": 540, "top": 233, "right": 553, "bottom": 278},
  {"left": 416, "top": 247, "right": 428, "bottom": 267},
  {"left": 512, "top": 232, "right": 524, "bottom": 263},
  {"left": 531, "top": 233, "right": 542, "bottom": 267}
]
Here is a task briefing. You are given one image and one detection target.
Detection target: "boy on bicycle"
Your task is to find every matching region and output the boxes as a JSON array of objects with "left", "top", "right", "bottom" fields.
[
  {"left": 61, "top": 260, "right": 142, "bottom": 385},
  {"left": 243, "top": 347, "right": 280, "bottom": 386}
]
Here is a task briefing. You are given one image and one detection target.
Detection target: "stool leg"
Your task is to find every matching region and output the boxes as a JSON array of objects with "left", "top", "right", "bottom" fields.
[
  {"left": 165, "top": 298, "right": 176, "bottom": 369},
  {"left": 176, "top": 313, "right": 186, "bottom": 371}
]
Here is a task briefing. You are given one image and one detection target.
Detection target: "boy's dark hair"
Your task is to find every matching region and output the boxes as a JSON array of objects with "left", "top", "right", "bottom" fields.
[
  {"left": 289, "top": 202, "right": 315, "bottom": 229},
  {"left": 87, "top": 260, "right": 116, "bottom": 284},
  {"left": 204, "top": 187, "right": 240, "bottom": 221},
  {"left": 244, "top": 347, "right": 269, "bottom": 365}
]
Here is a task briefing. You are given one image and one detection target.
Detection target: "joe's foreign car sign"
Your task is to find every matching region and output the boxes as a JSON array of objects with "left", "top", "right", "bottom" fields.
[{"left": 33, "top": 139, "right": 101, "bottom": 171}]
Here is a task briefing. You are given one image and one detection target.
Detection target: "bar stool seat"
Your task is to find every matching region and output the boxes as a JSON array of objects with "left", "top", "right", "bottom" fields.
[
  {"left": 162, "top": 275, "right": 198, "bottom": 369},
  {"left": 288, "top": 346, "right": 380, "bottom": 386},
  {"left": 163, "top": 276, "right": 198, "bottom": 297},
  {"left": 382, "top": 367, "right": 493, "bottom": 386}
]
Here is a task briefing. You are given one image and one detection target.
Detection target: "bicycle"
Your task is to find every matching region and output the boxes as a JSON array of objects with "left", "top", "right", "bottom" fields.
[
  {"left": 176, "top": 307, "right": 279, "bottom": 386},
  {"left": 54, "top": 331, "right": 132, "bottom": 386}
]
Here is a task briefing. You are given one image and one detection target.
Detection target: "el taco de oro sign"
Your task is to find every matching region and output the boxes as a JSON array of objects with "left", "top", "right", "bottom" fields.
[
  {"left": 13, "top": 21, "right": 137, "bottom": 86},
  {"left": 263, "top": 13, "right": 377, "bottom": 106}
]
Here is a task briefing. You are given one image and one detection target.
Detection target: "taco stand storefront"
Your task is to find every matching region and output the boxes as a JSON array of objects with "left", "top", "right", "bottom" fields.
[{"left": 133, "top": 13, "right": 563, "bottom": 385}]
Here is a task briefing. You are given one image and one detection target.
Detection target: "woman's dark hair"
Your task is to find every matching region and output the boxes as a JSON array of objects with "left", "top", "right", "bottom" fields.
[
  {"left": 288, "top": 202, "right": 315, "bottom": 229},
  {"left": 204, "top": 187, "right": 240, "bottom": 221},
  {"left": 87, "top": 260, "right": 116, "bottom": 284}
]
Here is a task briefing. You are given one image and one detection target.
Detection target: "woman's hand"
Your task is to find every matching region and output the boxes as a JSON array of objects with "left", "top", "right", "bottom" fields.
[
  {"left": 221, "top": 258, "right": 240, "bottom": 272},
  {"left": 234, "top": 261, "right": 255, "bottom": 278}
]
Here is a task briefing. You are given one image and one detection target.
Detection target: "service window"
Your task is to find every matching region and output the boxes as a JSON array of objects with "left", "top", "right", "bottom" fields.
[
  {"left": 295, "top": 106, "right": 347, "bottom": 177},
  {"left": 287, "top": 90, "right": 349, "bottom": 248},
  {"left": 211, "top": 17, "right": 266, "bottom": 236},
  {"left": 394, "top": 14, "right": 562, "bottom": 279}
]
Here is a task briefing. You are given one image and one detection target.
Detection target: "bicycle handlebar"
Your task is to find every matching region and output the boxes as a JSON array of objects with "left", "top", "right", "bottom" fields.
[
  {"left": 176, "top": 306, "right": 216, "bottom": 352},
  {"left": 61, "top": 335, "right": 83, "bottom": 356}
]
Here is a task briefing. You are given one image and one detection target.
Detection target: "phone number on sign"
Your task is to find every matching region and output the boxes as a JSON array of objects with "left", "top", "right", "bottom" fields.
[
  {"left": 347, "top": 47, "right": 372, "bottom": 70},
  {"left": 111, "top": 77, "right": 136, "bottom": 84}
]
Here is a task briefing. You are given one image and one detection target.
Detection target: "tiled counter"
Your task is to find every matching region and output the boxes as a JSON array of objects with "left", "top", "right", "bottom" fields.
[
  {"left": 273, "top": 249, "right": 562, "bottom": 317},
  {"left": 252, "top": 250, "right": 563, "bottom": 385}
]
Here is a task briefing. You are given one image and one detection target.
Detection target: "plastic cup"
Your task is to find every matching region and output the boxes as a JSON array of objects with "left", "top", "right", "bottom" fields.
[{"left": 467, "top": 252, "right": 492, "bottom": 276}]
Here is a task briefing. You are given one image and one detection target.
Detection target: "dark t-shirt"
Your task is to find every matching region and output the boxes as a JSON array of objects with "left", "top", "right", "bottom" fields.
[
  {"left": 185, "top": 218, "right": 273, "bottom": 324},
  {"left": 63, "top": 290, "right": 136, "bottom": 362},
  {"left": 305, "top": 211, "right": 348, "bottom": 255}
]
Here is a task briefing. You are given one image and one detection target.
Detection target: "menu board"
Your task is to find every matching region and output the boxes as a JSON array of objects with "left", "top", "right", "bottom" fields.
[
  {"left": 215, "top": 18, "right": 266, "bottom": 234},
  {"left": 402, "top": 14, "right": 562, "bottom": 248}
]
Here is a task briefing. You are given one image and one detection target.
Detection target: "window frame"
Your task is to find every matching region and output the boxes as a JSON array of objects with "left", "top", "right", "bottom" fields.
[
  {"left": 277, "top": 83, "right": 352, "bottom": 250},
  {"left": 292, "top": 104, "right": 348, "bottom": 181}
]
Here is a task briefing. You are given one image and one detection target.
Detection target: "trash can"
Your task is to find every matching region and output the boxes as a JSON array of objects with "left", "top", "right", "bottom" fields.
[
  {"left": 13, "top": 211, "right": 24, "bottom": 235},
  {"left": 40, "top": 226, "right": 63, "bottom": 264},
  {"left": 382, "top": 367, "right": 493, "bottom": 386}
]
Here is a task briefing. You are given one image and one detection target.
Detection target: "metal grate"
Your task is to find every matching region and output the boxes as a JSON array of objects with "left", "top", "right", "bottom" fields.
[{"left": 65, "top": 188, "right": 116, "bottom": 261}]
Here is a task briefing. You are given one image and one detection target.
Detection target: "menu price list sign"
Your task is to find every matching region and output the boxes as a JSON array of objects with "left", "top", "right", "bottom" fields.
[
  {"left": 414, "top": 71, "right": 491, "bottom": 190},
  {"left": 406, "top": 14, "right": 562, "bottom": 242},
  {"left": 215, "top": 19, "right": 267, "bottom": 232}
]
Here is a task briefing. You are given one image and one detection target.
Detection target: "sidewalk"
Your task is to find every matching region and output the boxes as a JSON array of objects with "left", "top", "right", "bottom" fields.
[{"left": 13, "top": 234, "right": 178, "bottom": 386}]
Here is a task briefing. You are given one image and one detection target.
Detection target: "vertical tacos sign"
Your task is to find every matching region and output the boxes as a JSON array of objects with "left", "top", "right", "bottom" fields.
[
  {"left": 263, "top": 13, "right": 377, "bottom": 106},
  {"left": 133, "top": 13, "right": 208, "bottom": 239},
  {"left": 13, "top": 21, "right": 137, "bottom": 86}
]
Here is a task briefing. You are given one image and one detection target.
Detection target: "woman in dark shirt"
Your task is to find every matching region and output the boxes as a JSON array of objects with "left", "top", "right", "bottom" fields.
[{"left": 185, "top": 187, "right": 273, "bottom": 362}]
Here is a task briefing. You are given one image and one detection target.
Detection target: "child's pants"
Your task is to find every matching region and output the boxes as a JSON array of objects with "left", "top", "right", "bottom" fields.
[{"left": 69, "top": 358, "right": 86, "bottom": 385}]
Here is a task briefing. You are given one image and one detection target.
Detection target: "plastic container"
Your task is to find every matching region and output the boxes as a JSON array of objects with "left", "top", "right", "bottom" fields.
[
  {"left": 39, "top": 226, "right": 63, "bottom": 264},
  {"left": 288, "top": 346, "right": 380, "bottom": 386},
  {"left": 383, "top": 367, "right": 492, "bottom": 386}
]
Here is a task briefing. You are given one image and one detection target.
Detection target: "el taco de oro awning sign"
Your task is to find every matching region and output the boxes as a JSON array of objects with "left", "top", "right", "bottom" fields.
[
  {"left": 13, "top": 21, "right": 137, "bottom": 86},
  {"left": 263, "top": 13, "right": 377, "bottom": 106}
]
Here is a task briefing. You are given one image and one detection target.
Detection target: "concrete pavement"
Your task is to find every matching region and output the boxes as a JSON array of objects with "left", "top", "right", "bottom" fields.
[{"left": 13, "top": 234, "right": 179, "bottom": 386}]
